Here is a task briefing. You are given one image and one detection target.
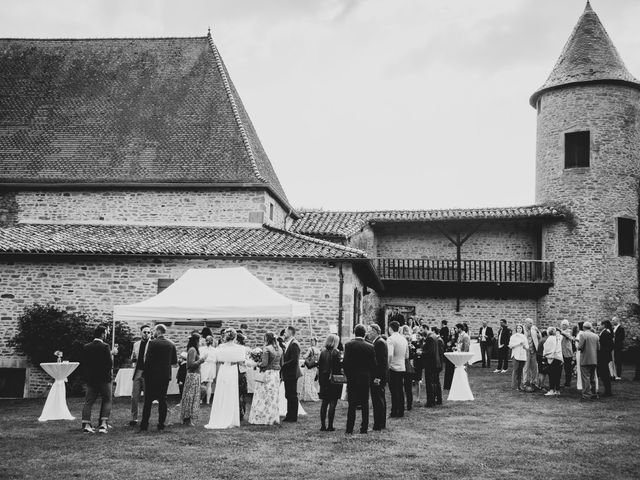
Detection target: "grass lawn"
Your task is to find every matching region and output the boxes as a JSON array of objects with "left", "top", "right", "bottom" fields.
[{"left": 1, "top": 366, "right": 639, "bottom": 480}]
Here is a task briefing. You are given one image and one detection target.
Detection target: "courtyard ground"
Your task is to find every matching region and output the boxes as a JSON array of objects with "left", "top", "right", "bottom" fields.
[{"left": 1, "top": 365, "right": 639, "bottom": 480}]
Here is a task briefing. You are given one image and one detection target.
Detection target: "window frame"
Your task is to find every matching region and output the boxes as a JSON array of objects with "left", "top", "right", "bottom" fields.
[{"left": 564, "top": 130, "right": 590, "bottom": 169}]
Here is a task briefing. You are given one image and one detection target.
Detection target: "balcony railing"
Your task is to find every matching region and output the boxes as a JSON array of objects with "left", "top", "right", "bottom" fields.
[{"left": 375, "top": 258, "right": 554, "bottom": 284}]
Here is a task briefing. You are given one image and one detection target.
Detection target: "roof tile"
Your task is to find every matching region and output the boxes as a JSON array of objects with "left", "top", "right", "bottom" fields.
[
  {"left": 0, "top": 223, "right": 367, "bottom": 259},
  {"left": 291, "top": 205, "right": 565, "bottom": 238},
  {"left": 0, "top": 36, "right": 290, "bottom": 208}
]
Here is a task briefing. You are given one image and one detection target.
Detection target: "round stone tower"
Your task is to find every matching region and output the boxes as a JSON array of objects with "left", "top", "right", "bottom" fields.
[{"left": 532, "top": 2, "right": 640, "bottom": 324}]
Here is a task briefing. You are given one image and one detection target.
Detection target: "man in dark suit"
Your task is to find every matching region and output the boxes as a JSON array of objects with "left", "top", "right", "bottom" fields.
[
  {"left": 140, "top": 324, "right": 177, "bottom": 431},
  {"left": 80, "top": 325, "right": 117, "bottom": 433},
  {"left": 281, "top": 326, "right": 302, "bottom": 422},
  {"left": 422, "top": 326, "right": 442, "bottom": 407},
  {"left": 440, "top": 320, "right": 450, "bottom": 347},
  {"left": 129, "top": 324, "right": 152, "bottom": 426},
  {"left": 366, "top": 323, "right": 388, "bottom": 431},
  {"left": 612, "top": 317, "right": 625, "bottom": 380},
  {"left": 479, "top": 320, "right": 494, "bottom": 368},
  {"left": 343, "top": 324, "right": 376, "bottom": 434},
  {"left": 598, "top": 320, "right": 614, "bottom": 397},
  {"left": 494, "top": 319, "right": 512, "bottom": 373}
]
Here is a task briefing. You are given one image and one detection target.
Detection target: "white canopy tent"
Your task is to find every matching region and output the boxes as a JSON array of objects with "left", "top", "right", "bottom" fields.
[{"left": 112, "top": 267, "right": 311, "bottom": 342}]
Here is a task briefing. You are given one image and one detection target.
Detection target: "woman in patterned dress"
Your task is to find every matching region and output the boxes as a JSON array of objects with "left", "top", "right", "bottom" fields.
[
  {"left": 248, "top": 332, "right": 282, "bottom": 425},
  {"left": 300, "top": 337, "right": 320, "bottom": 402},
  {"left": 180, "top": 333, "right": 207, "bottom": 426}
]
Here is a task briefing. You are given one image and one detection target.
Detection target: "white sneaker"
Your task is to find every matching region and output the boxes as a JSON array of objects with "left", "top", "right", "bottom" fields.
[
  {"left": 544, "top": 390, "right": 555, "bottom": 396},
  {"left": 501, "top": 370, "right": 508, "bottom": 373},
  {"left": 554, "top": 391, "right": 560, "bottom": 396},
  {"left": 98, "top": 425, "right": 108, "bottom": 434},
  {"left": 83, "top": 425, "right": 95, "bottom": 433},
  {"left": 615, "top": 377, "right": 622, "bottom": 380},
  {"left": 492, "top": 369, "right": 500, "bottom": 373}
]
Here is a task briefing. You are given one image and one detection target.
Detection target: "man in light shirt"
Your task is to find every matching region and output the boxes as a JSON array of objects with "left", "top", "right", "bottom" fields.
[{"left": 387, "top": 320, "right": 408, "bottom": 418}]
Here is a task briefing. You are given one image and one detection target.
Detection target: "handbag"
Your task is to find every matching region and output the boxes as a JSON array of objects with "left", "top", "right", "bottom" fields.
[
  {"left": 304, "top": 350, "right": 318, "bottom": 369},
  {"left": 253, "top": 369, "right": 267, "bottom": 383},
  {"left": 329, "top": 372, "right": 347, "bottom": 384}
]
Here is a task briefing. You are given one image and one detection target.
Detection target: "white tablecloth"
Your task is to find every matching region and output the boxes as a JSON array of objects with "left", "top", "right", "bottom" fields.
[
  {"left": 468, "top": 343, "right": 482, "bottom": 364},
  {"left": 39, "top": 362, "right": 79, "bottom": 421},
  {"left": 444, "top": 352, "right": 475, "bottom": 401},
  {"left": 114, "top": 367, "right": 180, "bottom": 397}
]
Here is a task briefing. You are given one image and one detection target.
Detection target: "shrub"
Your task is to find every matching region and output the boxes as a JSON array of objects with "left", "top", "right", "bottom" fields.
[
  {"left": 9, "top": 304, "right": 134, "bottom": 396},
  {"left": 9, "top": 304, "right": 93, "bottom": 365}
]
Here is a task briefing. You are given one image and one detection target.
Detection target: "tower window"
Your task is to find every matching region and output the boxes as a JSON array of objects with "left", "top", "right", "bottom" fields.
[
  {"left": 617, "top": 218, "right": 636, "bottom": 257},
  {"left": 269, "top": 203, "right": 274, "bottom": 221},
  {"left": 565, "top": 131, "right": 590, "bottom": 168}
]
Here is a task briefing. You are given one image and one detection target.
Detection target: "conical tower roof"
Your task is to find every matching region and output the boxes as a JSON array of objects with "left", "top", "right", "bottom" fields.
[{"left": 530, "top": 1, "right": 640, "bottom": 107}]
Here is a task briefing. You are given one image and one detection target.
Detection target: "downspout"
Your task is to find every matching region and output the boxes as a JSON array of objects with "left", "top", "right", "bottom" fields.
[{"left": 338, "top": 263, "right": 344, "bottom": 343}]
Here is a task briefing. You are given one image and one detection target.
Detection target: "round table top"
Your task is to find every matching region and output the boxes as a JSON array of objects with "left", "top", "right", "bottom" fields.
[
  {"left": 40, "top": 362, "right": 79, "bottom": 380},
  {"left": 444, "top": 352, "right": 475, "bottom": 366}
]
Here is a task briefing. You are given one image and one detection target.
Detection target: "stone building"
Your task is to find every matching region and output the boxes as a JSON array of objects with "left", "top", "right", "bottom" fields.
[
  {"left": 1, "top": 3, "right": 639, "bottom": 397},
  {"left": 0, "top": 35, "right": 380, "bottom": 396}
]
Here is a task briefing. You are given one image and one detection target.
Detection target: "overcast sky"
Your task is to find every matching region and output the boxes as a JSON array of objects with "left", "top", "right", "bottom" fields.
[{"left": 2, "top": 0, "right": 640, "bottom": 211}]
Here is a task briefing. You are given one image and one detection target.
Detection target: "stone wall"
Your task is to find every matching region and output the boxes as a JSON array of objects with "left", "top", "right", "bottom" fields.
[
  {"left": 0, "top": 256, "right": 359, "bottom": 397},
  {"left": 374, "top": 222, "right": 539, "bottom": 260},
  {"left": 535, "top": 84, "right": 640, "bottom": 327},
  {"left": 5, "top": 188, "right": 289, "bottom": 227}
]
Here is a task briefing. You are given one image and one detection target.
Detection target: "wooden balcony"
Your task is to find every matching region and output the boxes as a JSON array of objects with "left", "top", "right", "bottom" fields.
[{"left": 375, "top": 258, "right": 553, "bottom": 298}]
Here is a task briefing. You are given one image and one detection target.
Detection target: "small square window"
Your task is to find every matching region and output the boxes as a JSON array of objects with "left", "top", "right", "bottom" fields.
[
  {"left": 157, "top": 278, "right": 174, "bottom": 293},
  {"left": 617, "top": 218, "right": 636, "bottom": 257},
  {"left": 565, "top": 131, "right": 590, "bottom": 168}
]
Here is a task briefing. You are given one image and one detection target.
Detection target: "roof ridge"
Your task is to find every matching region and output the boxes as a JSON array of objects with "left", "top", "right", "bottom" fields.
[
  {"left": 264, "top": 224, "right": 367, "bottom": 257},
  {"left": 206, "top": 32, "right": 266, "bottom": 184},
  {"left": 19, "top": 219, "right": 264, "bottom": 229},
  {"left": 0, "top": 36, "right": 208, "bottom": 41},
  {"left": 299, "top": 204, "right": 559, "bottom": 215}
]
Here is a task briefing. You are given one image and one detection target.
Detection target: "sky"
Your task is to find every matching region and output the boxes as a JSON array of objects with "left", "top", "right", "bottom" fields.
[{"left": 2, "top": 0, "right": 640, "bottom": 212}]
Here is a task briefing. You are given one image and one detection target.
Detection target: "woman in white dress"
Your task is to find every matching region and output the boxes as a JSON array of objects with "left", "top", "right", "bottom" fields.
[
  {"left": 300, "top": 338, "right": 320, "bottom": 402},
  {"left": 204, "top": 329, "right": 246, "bottom": 430},
  {"left": 200, "top": 336, "right": 217, "bottom": 404}
]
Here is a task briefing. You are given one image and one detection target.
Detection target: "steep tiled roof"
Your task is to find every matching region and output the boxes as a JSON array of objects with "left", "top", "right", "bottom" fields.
[
  {"left": 291, "top": 205, "right": 565, "bottom": 239},
  {"left": 0, "top": 223, "right": 367, "bottom": 259},
  {"left": 0, "top": 35, "right": 291, "bottom": 210},
  {"left": 530, "top": 2, "right": 640, "bottom": 106}
]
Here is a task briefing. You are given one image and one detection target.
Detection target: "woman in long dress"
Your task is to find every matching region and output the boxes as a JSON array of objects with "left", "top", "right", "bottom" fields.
[
  {"left": 180, "top": 333, "right": 206, "bottom": 425},
  {"left": 200, "top": 335, "right": 217, "bottom": 404},
  {"left": 248, "top": 332, "right": 282, "bottom": 425},
  {"left": 204, "top": 329, "right": 246, "bottom": 430},
  {"left": 300, "top": 338, "right": 320, "bottom": 402}
]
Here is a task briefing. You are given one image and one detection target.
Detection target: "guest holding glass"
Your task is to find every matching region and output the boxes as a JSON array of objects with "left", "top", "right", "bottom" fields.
[
  {"left": 248, "top": 332, "right": 282, "bottom": 425},
  {"left": 318, "top": 333, "right": 343, "bottom": 432},
  {"left": 509, "top": 324, "right": 528, "bottom": 391}
]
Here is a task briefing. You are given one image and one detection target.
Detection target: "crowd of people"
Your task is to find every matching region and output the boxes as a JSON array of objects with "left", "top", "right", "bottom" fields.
[
  {"left": 505, "top": 317, "right": 625, "bottom": 399},
  {"left": 78, "top": 315, "right": 626, "bottom": 434}
]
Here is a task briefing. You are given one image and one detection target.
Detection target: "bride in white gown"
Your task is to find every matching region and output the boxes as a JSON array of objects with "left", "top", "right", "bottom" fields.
[{"left": 205, "top": 329, "right": 246, "bottom": 429}]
